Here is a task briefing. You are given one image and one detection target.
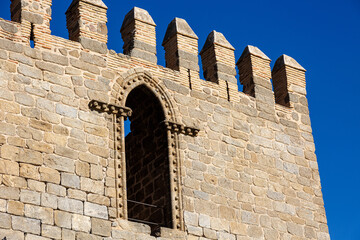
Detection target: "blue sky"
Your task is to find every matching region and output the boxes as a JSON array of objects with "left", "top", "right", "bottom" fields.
[{"left": 1, "top": 0, "right": 359, "bottom": 239}]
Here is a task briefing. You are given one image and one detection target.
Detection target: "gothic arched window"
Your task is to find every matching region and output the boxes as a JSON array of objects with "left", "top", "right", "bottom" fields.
[{"left": 125, "top": 85, "right": 172, "bottom": 232}]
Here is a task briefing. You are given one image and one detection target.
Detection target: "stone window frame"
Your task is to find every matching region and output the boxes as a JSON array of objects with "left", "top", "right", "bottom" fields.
[{"left": 109, "top": 68, "right": 186, "bottom": 231}]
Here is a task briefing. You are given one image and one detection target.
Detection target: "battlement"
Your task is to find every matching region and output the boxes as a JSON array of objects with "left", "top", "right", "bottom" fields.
[
  {"left": 0, "top": 1, "right": 330, "bottom": 240},
  {"left": 1, "top": 2, "right": 307, "bottom": 108}
]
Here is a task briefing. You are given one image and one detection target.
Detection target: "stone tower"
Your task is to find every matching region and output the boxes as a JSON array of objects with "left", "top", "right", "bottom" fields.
[{"left": 0, "top": 1, "right": 330, "bottom": 239}]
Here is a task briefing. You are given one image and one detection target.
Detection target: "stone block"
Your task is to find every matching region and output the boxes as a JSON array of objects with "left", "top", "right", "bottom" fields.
[
  {"left": 56, "top": 103, "right": 77, "bottom": 118},
  {"left": 68, "top": 190, "right": 87, "bottom": 202},
  {"left": 39, "top": 166, "right": 60, "bottom": 184},
  {"left": 79, "top": 37, "right": 107, "bottom": 54},
  {"left": 7, "top": 200, "right": 24, "bottom": 216},
  {"left": 0, "top": 159, "right": 19, "bottom": 175},
  {"left": 90, "top": 164, "right": 103, "bottom": 180},
  {"left": 0, "top": 199, "right": 6, "bottom": 212},
  {"left": 46, "top": 183, "right": 66, "bottom": 197},
  {"left": 75, "top": 161, "right": 90, "bottom": 177},
  {"left": 0, "top": 212, "right": 11, "bottom": 228},
  {"left": 54, "top": 210, "right": 72, "bottom": 228},
  {"left": 62, "top": 229, "right": 75, "bottom": 240},
  {"left": 41, "top": 193, "right": 58, "bottom": 209},
  {"left": 2, "top": 175, "right": 27, "bottom": 188},
  {"left": 87, "top": 194, "right": 110, "bottom": 206},
  {"left": 18, "top": 64, "right": 42, "bottom": 79},
  {"left": 25, "top": 204, "right": 53, "bottom": 224},
  {"left": 44, "top": 155, "right": 75, "bottom": 173},
  {"left": 184, "top": 211, "right": 198, "bottom": 226},
  {"left": 72, "top": 214, "right": 91, "bottom": 232},
  {"left": 81, "top": 177, "right": 104, "bottom": 195},
  {"left": 20, "top": 189, "right": 40, "bottom": 205},
  {"left": 0, "top": 229, "right": 25, "bottom": 240},
  {"left": 70, "top": 58, "right": 100, "bottom": 75},
  {"left": 0, "top": 38, "right": 23, "bottom": 53},
  {"left": 0, "top": 186, "right": 19, "bottom": 200},
  {"left": 25, "top": 235, "right": 49, "bottom": 240},
  {"left": 0, "top": 21, "right": 18, "bottom": 34},
  {"left": 42, "top": 52, "right": 69, "bottom": 66},
  {"left": 91, "top": 218, "right": 111, "bottom": 237},
  {"left": 12, "top": 216, "right": 40, "bottom": 235},
  {"left": 35, "top": 61, "right": 64, "bottom": 75},
  {"left": 58, "top": 198, "right": 83, "bottom": 214},
  {"left": 84, "top": 202, "right": 108, "bottom": 219},
  {"left": 42, "top": 224, "right": 62, "bottom": 239},
  {"left": 20, "top": 164, "right": 40, "bottom": 180},
  {"left": 61, "top": 173, "right": 80, "bottom": 189}
]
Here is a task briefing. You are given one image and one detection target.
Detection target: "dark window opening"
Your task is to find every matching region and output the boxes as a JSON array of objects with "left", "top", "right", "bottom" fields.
[
  {"left": 125, "top": 85, "right": 172, "bottom": 235},
  {"left": 30, "top": 24, "right": 35, "bottom": 48}
]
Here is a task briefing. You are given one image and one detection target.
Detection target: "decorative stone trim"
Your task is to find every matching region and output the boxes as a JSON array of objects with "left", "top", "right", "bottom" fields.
[
  {"left": 89, "top": 100, "right": 132, "bottom": 118},
  {"left": 163, "top": 121, "right": 199, "bottom": 136},
  {"left": 89, "top": 99, "right": 131, "bottom": 220}
]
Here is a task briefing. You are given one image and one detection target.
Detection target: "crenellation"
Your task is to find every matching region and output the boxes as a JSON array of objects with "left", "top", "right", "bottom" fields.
[
  {"left": 120, "top": 7, "right": 157, "bottom": 64},
  {"left": 66, "top": 0, "right": 108, "bottom": 47},
  {"left": 0, "top": 2, "right": 330, "bottom": 240},
  {"left": 272, "top": 54, "right": 307, "bottom": 108},
  {"left": 10, "top": 0, "right": 53, "bottom": 49}
]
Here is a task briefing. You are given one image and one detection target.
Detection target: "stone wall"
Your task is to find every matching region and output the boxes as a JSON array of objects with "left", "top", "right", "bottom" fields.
[{"left": 0, "top": 0, "right": 330, "bottom": 239}]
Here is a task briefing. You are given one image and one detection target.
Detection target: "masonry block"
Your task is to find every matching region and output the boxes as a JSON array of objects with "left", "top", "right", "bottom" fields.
[
  {"left": 200, "top": 31, "right": 238, "bottom": 100},
  {"left": 11, "top": 0, "right": 53, "bottom": 49},
  {"left": 272, "top": 54, "right": 307, "bottom": 107},
  {"left": 66, "top": 0, "right": 108, "bottom": 53},
  {"left": 120, "top": 7, "right": 157, "bottom": 63},
  {"left": 163, "top": 18, "right": 199, "bottom": 72}
]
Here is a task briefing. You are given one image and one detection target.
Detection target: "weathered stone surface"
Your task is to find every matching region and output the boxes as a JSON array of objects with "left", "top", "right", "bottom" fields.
[
  {"left": 41, "top": 193, "right": 58, "bottom": 209},
  {"left": 72, "top": 214, "right": 91, "bottom": 232},
  {"left": 12, "top": 216, "right": 40, "bottom": 235},
  {"left": 2, "top": 175, "right": 27, "bottom": 188},
  {"left": 0, "top": 212, "right": 11, "bottom": 228},
  {"left": 25, "top": 204, "right": 53, "bottom": 224},
  {"left": 79, "top": 37, "right": 107, "bottom": 54},
  {"left": 22, "top": 11, "right": 43, "bottom": 24},
  {"left": 7, "top": 201, "right": 24, "bottom": 216},
  {"left": 55, "top": 210, "right": 72, "bottom": 228},
  {"left": 18, "top": 64, "right": 42, "bottom": 79},
  {"left": 0, "top": 159, "right": 19, "bottom": 175},
  {"left": 0, "top": 4, "right": 328, "bottom": 240},
  {"left": 91, "top": 218, "right": 111, "bottom": 236},
  {"left": 58, "top": 198, "right": 83, "bottom": 214},
  {"left": 84, "top": 202, "right": 108, "bottom": 219},
  {"left": 61, "top": 172, "right": 80, "bottom": 189},
  {"left": 20, "top": 189, "right": 40, "bottom": 205},
  {"left": 43, "top": 51, "right": 69, "bottom": 66},
  {"left": 0, "top": 38, "right": 23, "bottom": 53},
  {"left": 0, "top": 21, "right": 18, "bottom": 33},
  {"left": 42, "top": 224, "right": 62, "bottom": 239},
  {"left": 0, "top": 186, "right": 20, "bottom": 200},
  {"left": 56, "top": 103, "right": 77, "bottom": 118},
  {"left": 40, "top": 166, "right": 61, "bottom": 184}
]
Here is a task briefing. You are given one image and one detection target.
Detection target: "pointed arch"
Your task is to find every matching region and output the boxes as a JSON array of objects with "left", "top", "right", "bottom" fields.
[
  {"left": 110, "top": 68, "right": 184, "bottom": 234},
  {"left": 110, "top": 68, "right": 178, "bottom": 123}
]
